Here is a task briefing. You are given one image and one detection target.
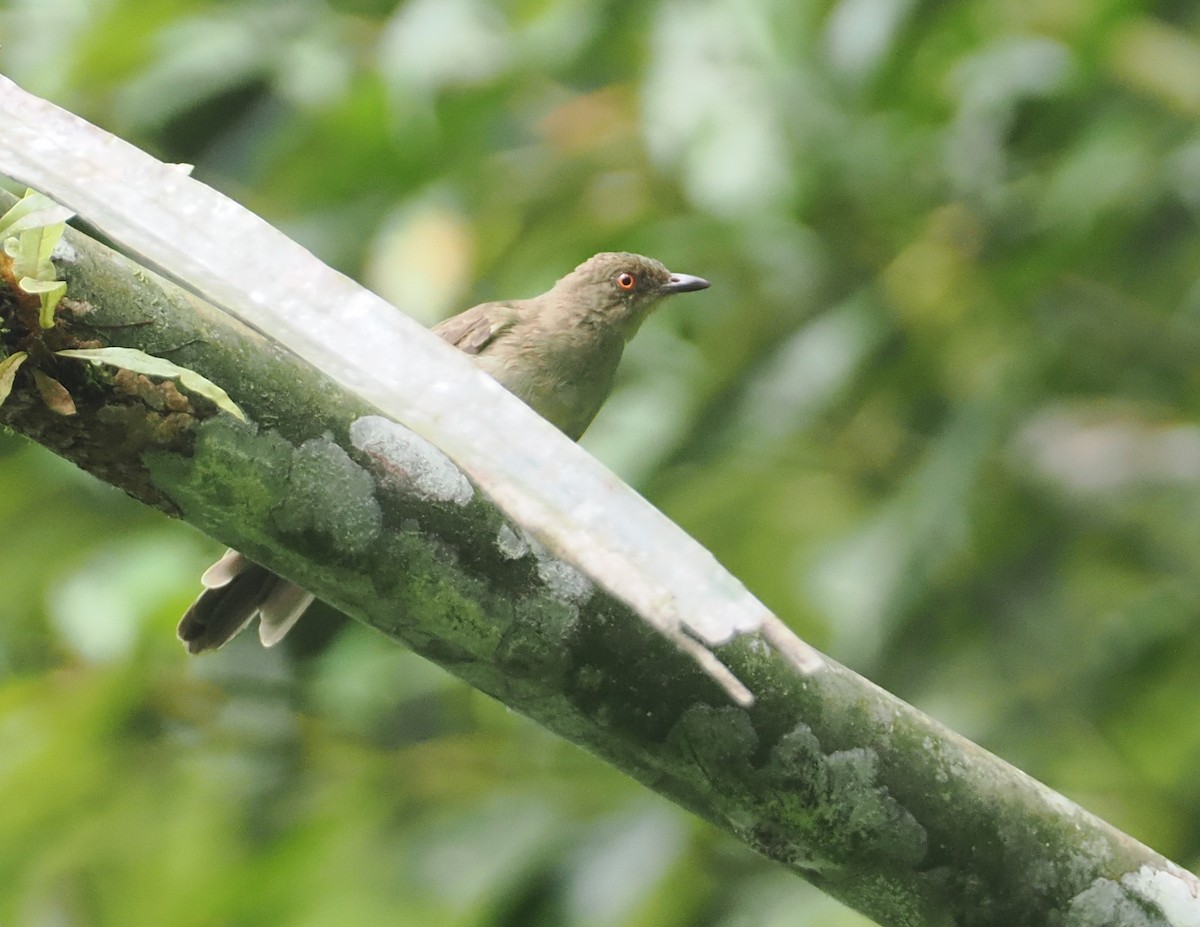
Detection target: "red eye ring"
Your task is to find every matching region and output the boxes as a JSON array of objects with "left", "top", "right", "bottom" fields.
[{"left": 616, "top": 272, "right": 636, "bottom": 291}]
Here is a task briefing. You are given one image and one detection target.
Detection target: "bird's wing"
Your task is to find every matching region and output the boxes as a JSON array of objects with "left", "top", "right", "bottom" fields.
[{"left": 432, "top": 301, "right": 518, "bottom": 355}]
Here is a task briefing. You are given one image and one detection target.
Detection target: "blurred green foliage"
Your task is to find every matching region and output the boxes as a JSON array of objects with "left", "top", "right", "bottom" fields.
[{"left": 3, "top": 0, "right": 1200, "bottom": 923}]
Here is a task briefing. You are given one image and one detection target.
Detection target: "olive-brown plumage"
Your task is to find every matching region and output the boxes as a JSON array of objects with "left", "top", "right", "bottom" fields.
[{"left": 178, "top": 252, "right": 709, "bottom": 653}]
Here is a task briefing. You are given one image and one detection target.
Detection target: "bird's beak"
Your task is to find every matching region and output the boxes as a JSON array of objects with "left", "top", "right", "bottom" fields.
[{"left": 661, "top": 272, "right": 710, "bottom": 294}]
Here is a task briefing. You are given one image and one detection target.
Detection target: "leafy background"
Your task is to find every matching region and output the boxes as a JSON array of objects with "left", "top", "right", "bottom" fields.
[{"left": 3, "top": 0, "right": 1200, "bottom": 924}]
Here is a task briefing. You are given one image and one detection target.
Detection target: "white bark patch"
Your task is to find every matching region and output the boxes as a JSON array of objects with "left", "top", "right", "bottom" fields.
[{"left": 350, "top": 414, "right": 474, "bottom": 505}]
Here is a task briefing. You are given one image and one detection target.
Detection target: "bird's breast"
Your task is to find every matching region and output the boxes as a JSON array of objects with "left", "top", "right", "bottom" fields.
[{"left": 476, "top": 329, "right": 624, "bottom": 440}]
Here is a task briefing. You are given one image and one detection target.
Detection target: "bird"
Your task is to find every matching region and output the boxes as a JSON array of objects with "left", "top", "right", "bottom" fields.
[{"left": 178, "top": 251, "right": 710, "bottom": 653}]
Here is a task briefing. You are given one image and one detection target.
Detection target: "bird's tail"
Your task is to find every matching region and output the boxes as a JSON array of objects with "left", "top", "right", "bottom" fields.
[{"left": 177, "top": 549, "right": 314, "bottom": 653}]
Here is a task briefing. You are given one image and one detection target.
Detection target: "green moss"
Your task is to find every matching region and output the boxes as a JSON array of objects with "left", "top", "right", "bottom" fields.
[{"left": 145, "top": 415, "right": 293, "bottom": 534}]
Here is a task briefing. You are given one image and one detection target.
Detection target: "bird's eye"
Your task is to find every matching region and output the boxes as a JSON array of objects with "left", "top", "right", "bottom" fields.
[{"left": 615, "top": 272, "right": 636, "bottom": 291}]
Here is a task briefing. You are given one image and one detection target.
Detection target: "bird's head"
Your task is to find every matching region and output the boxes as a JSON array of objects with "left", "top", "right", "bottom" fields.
[{"left": 552, "top": 251, "right": 710, "bottom": 339}]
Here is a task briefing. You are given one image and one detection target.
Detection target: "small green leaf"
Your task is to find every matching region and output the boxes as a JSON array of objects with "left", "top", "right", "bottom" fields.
[
  {"left": 10, "top": 224, "right": 65, "bottom": 282},
  {"left": 19, "top": 277, "right": 68, "bottom": 328},
  {"left": 0, "top": 351, "right": 28, "bottom": 409},
  {"left": 56, "top": 347, "right": 246, "bottom": 421},
  {"left": 0, "top": 190, "right": 73, "bottom": 239}
]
